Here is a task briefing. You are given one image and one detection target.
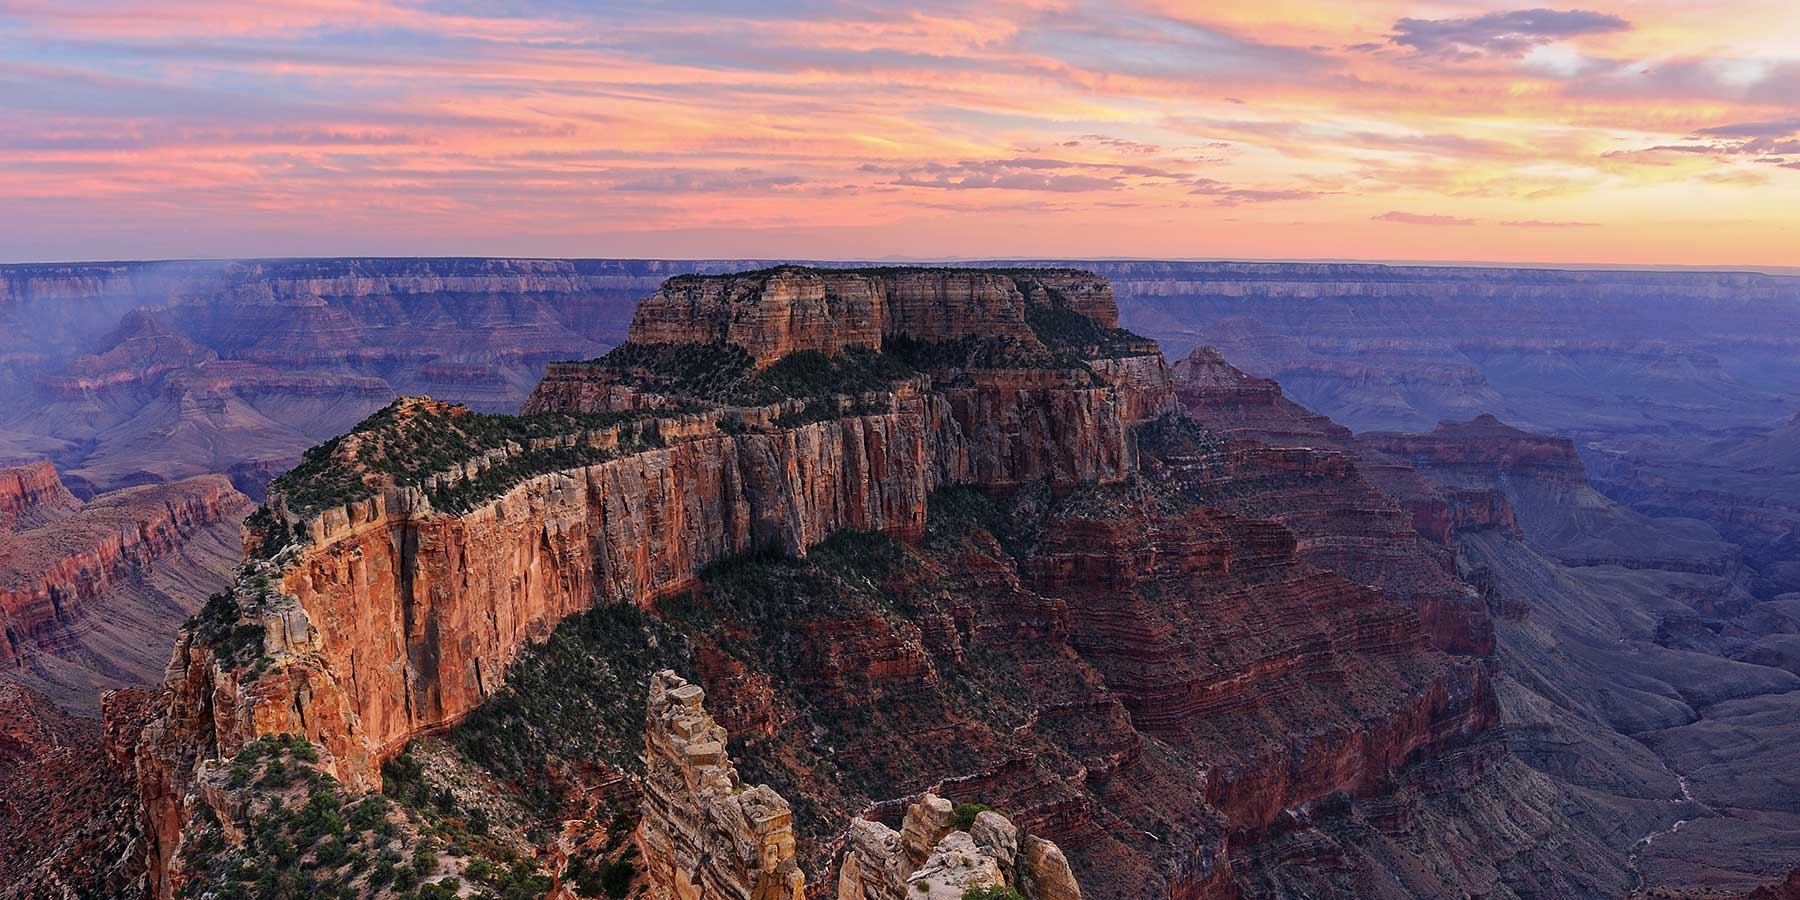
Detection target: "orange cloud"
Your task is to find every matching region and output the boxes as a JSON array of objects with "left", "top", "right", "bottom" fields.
[{"left": 0, "top": 0, "right": 1794, "bottom": 266}]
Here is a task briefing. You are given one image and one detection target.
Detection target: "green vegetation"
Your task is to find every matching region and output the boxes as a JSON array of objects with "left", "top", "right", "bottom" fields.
[
  {"left": 1024, "top": 303, "right": 1155, "bottom": 359},
  {"left": 184, "top": 590, "right": 265, "bottom": 666},
  {"left": 772, "top": 395, "right": 894, "bottom": 429},
  {"left": 587, "top": 339, "right": 758, "bottom": 398},
  {"left": 883, "top": 334, "right": 1087, "bottom": 376},
  {"left": 259, "top": 399, "right": 682, "bottom": 550},
  {"left": 950, "top": 802, "right": 993, "bottom": 831},
  {"left": 450, "top": 603, "right": 688, "bottom": 814},
  {"left": 593, "top": 342, "right": 915, "bottom": 406},
  {"left": 178, "top": 735, "right": 427, "bottom": 900},
  {"left": 563, "top": 844, "right": 638, "bottom": 899},
  {"left": 380, "top": 742, "right": 576, "bottom": 900},
  {"left": 1137, "top": 411, "right": 1226, "bottom": 459},
  {"left": 962, "top": 886, "right": 1027, "bottom": 900}
]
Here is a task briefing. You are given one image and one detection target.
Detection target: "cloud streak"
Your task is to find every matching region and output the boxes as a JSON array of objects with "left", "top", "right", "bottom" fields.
[
  {"left": 0, "top": 0, "right": 1793, "bottom": 265},
  {"left": 1374, "top": 211, "right": 1479, "bottom": 226},
  {"left": 1389, "top": 8, "right": 1630, "bottom": 60}
]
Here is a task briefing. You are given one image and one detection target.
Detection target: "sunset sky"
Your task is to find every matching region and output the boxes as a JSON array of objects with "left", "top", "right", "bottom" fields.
[{"left": 1, "top": 1, "right": 1796, "bottom": 265}]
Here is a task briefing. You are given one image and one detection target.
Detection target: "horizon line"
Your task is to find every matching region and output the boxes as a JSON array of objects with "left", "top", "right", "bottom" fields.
[{"left": 3, "top": 254, "right": 1798, "bottom": 278}]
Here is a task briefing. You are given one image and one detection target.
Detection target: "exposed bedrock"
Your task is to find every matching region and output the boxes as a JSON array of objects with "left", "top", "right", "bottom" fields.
[
  {"left": 625, "top": 267, "right": 1120, "bottom": 367},
  {"left": 639, "top": 670, "right": 805, "bottom": 900},
  {"left": 119, "top": 267, "right": 1642, "bottom": 900},
  {"left": 0, "top": 471, "right": 251, "bottom": 706},
  {"left": 0, "top": 461, "right": 80, "bottom": 533}
]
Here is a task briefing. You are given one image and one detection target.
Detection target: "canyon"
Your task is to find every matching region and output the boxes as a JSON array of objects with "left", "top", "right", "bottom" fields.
[
  {"left": 0, "top": 462, "right": 250, "bottom": 711},
  {"left": 0, "top": 259, "right": 1794, "bottom": 899},
  {"left": 5, "top": 257, "right": 1791, "bottom": 584}
]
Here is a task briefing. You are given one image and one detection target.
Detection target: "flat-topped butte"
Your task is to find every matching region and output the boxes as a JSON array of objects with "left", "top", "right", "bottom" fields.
[{"left": 256, "top": 267, "right": 1157, "bottom": 557}]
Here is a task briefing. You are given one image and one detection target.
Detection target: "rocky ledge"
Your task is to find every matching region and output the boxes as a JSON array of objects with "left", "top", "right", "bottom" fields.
[{"left": 127, "top": 267, "right": 1171, "bottom": 898}]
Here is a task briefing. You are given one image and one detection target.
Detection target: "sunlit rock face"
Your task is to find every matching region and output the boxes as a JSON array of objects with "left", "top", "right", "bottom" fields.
[{"left": 122, "top": 266, "right": 1639, "bottom": 900}]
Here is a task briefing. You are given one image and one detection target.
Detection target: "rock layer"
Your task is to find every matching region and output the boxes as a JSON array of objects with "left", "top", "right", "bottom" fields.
[
  {"left": 626, "top": 267, "right": 1117, "bottom": 367},
  {"left": 131, "top": 268, "right": 1171, "bottom": 898},
  {"left": 119, "top": 267, "right": 1651, "bottom": 900},
  {"left": 639, "top": 670, "right": 804, "bottom": 900},
  {"left": 0, "top": 461, "right": 79, "bottom": 533},
  {"left": 0, "top": 473, "right": 251, "bottom": 706}
]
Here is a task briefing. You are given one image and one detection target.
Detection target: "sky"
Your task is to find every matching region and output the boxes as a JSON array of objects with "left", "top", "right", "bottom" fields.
[{"left": 0, "top": 1, "right": 1796, "bottom": 266}]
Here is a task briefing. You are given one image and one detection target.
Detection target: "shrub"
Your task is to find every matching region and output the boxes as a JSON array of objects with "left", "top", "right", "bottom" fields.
[
  {"left": 962, "top": 887, "right": 1026, "bottom": 900},
  {"left": 951, "top": 802, "right": 992, "bottom": 831},
  {"left": 598, "top": 859, "right": 635, "bottom": 899}
]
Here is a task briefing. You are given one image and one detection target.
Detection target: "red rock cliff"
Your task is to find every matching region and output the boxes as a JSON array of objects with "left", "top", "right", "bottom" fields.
[
  {"left": 0, "top": 461, "right": 79, "bottom": 534},
  {"left": 132, "top": 268, "right": 1175, "bottom": 898},
  {"left": 0, "top": 474, "right": 249, "bottom": 669}
]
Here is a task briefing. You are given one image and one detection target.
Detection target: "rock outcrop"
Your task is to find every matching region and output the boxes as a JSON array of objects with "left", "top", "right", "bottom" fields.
[
  {"left": 0, "top": 461, "right": 78, "bottom": 533},
  {"left": 1364, "top": 415, "right": 1740, "bottom": 576},
  {"left": 129, "top": 267, "right": 1172, "bottom": 897},
  {"left": 638, "top": 670, "right": 804, "bottom": 900},
  {"left": 839, "top": 794, "right": 1080, "bottom": 900},
  {"left": 625, "top": 267, "right": 1121, "bottom": 367}
]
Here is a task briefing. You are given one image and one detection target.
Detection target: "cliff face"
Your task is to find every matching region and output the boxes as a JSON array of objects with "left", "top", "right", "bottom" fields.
[
  {"left": 125, "top": 266, "right": 1653, "bottom": 900},
  {"left": 1167, "top": 348, "right": 1495, "bottom": 655},
  {"left": 1360, "top": 414, "right": 1585, "bottom": 479},
  {"left": 0, "top": 461, "right": 79, "bottom": 533},
  {"left": 200, "top": 395, "right": 965, "bottom": 793},
  {"left": 131, "top": 268, "right": 1175, "bottom": 898},
  {"left": 626, "top": 268, "right": 1119, "bottom": 367},
  {"left": 1364, "top": 415, "right": 1741, "bottom": 576},
  {"left": 0, "top": 471, "right": 251, "bottom": 708}
]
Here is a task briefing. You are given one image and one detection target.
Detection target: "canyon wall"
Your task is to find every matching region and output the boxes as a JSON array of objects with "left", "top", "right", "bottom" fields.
[
  {"left": 0, "top": 472, "right": 251, "bottom": 709},
  {"left": 0, "top": 461, "right": 79, "bottom": 533},
  {"left": 132, "top": 268, "right": 1171, "bottom": 898},
  {"left": 626, "top": 267, "right": 1117, "bottom": 366},
  {"left": 119, "top": 264, "right": 1774, "bottom": 899}
]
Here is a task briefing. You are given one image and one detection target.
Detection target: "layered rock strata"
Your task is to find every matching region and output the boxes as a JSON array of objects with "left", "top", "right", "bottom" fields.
[
  {"left": 0, "top": 473, "right": 250, "bottom": 692},
  {"left": 131, "top": 268, "right": 1171, "bottom": 897},
  {"left": 1363, "top": 415, "right": 1740, "bottom": 576},
  {"left": 639, "top": 670, "right": 804, "bottom": 900},
  {"left": 1167, "top": 347, "right": 1495, "bottom": 655},
  {"left": 0, "top": 461, "right": 79, "bottom": 533},
  {"left": 119, "top": 267, "right": 1657, "bottom": 900},
  {"left": 626, "top": 267, "right": 1123, "bottom": 367}
]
